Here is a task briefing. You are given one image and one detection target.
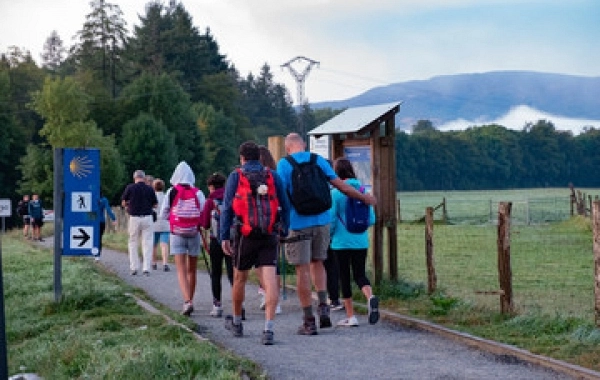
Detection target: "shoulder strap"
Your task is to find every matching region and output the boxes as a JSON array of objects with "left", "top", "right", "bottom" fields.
[{"left": 285, "top": 155, "right": 299, "bottom": 169}]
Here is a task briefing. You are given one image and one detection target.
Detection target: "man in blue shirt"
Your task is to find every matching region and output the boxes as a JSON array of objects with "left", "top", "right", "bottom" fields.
[
  {"left": 276, "top": 133, "right": 377, "bottom": 335},
  {"left": 220, "top": 141, "right": 290, "bottom": 345}
]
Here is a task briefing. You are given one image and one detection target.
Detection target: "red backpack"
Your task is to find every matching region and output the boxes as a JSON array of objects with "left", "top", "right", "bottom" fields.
[
  {"left": 169, "top": 184, "right": 202, "bottom": 237},
  {"left": 232, "top": 168, "right": 280, "bottom": 238}
]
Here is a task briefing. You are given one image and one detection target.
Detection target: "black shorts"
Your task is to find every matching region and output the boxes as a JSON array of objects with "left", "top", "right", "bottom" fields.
[
  {"left": 22, "top": 216, "right": 31, "bottom": 224},
  {"left": 231, "top": 234, "right": 279, "bottom": 271},
  {"left": 31, "top": 218, "right": 44, "bottom": 228}
]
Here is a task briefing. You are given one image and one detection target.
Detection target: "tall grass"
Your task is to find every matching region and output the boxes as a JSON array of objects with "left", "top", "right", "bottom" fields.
[{"left": 2, "top": 231, "right": 262, "bottom": 379}]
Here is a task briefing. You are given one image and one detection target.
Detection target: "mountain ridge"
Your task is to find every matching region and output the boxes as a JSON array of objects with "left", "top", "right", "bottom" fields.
[{"left": 311, "top": 71, "right": 600, "bottom": 131}]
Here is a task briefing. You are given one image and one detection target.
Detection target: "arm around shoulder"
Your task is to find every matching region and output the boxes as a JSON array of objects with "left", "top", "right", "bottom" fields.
[{"left": 330, "top": 178, "right": 377, "bottom": 206}]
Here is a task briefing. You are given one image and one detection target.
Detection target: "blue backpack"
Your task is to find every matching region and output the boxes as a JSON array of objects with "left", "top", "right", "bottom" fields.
[{"left": 339, "top": 186, "right": 370, "bottom": 233}]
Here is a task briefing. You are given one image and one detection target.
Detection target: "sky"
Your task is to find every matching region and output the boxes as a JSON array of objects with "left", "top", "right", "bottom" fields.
[{"left": 1, "top": 0, "right": 599, "bottom": 104}]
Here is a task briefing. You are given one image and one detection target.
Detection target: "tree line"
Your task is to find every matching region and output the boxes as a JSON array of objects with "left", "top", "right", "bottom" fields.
[
  {"left": 0, "top": 0, "right": 308, "bottom": 208},
  {"left": 396, "top": 120, "right": 600, "bottom": 191}
]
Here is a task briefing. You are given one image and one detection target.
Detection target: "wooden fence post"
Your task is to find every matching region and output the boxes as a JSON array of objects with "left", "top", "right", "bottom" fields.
[
  {"left": 497, "top": 202, "right": 514, "bottom": 314},
  {"left": 397, "top": 200, "right": 402, "bottom": 223},
  {"left": 593, "top": 201, "right": 600, "bottom": 327},
  {"left": 425, "top": 207, "right": 437, "bottom": 294}
]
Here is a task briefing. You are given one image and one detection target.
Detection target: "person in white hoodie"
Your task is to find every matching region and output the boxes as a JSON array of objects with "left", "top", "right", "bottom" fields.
[
  {"left": 329, "top": 157, "right": 379, "bottom": 327},
  {"left": 159, "top": 162, "right": 206, "bottom": 316}
]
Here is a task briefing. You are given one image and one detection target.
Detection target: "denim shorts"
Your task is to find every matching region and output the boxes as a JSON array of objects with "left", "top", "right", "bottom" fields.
[
  {"left": 154, "top": 232, "right": 169, "bottom": 245},
  {"left": 170, "top": 233, "right": 200, "bottom": 256}
]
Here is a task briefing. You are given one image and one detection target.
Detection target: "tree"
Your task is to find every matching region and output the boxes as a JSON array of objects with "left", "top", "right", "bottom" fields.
[
  {"left": 71, "top": 0, "right": 128, "bottom": 97},
  {"left": 26, "top": 76, "right": 125, "bottom": 200},
  {"left": 118, "top": 113, "right": 178, "bottom": 181},
  {"left": 118, "top": 72, "right": 205, "bottom": 177},
  {"left": 193, "top": 102, "right": 238, "bottom": 178},
  {"left": 127, "top": 2, "right": 230, "bottom": 102},
  {"left": 41, "top": 31, "right": 66, "bottom": 72},
  {"left": 0, "top": 70, "right": 28, "bottom": 207}
]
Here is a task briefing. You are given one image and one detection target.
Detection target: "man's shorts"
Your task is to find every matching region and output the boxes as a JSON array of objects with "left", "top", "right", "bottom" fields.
[
  {"left": 31, "top": 218, "right": 44, "bottom": 228},
  {"left": 284, "top": 225, "right": 329, "bottom": 266},
  {"left": 170, "top": 233, "right": 200, "bottom": 256},
  {"left": 154, "top": 232, "right": 169, "bottom": 245},
  {"left": 232, "top": 234, "right": 278, "bottom": 271},
  {"left": 23, "top": 216, "right": 31, "bottom": 224}
]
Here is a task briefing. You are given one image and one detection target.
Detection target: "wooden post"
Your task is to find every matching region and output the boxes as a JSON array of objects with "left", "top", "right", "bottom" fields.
[
  {"left": 267, "top": 135, "right": 286, "bottom": 164},
  {"left": 425, "top": 207, "right": 437, "bottom": 294},
  {"left": 397, "top": 200, "right": 402, "bottom": 223},
  {"left": 497, "top": 202, "right": 514, "bottom": 314},
  {"left": 593, "top": 201, "right": 600, "bottom": 326},
  {"left": 442, "top": 197, "right": 447, "bottom": 223}
]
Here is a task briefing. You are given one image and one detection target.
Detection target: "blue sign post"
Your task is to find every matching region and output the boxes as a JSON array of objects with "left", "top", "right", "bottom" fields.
[{"left": 62, "top": 148, "right": 101, "bottom": 256}]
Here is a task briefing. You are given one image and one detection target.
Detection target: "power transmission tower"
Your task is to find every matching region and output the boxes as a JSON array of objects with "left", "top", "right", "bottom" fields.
[{"left": 281, "top": 56, "right": 319, "bottom": 137}]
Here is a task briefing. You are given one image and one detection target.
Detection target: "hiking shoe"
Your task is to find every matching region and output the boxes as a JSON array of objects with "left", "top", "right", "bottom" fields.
[
  {"left": 261, "top": 330, "right": 274, "bottom": 345},
  {"left": 275, "top": 303, "right": 282, "bottom": 315},
  {"left": 182, "top": 302, "right": 194, "bottom": 316},
  {"left": 297, "top": 316, "right": 318, "bottom": 335},
  {"left": 163, "top": 264, "right": 170, "bottom": 272},
  {"left": 210, "top": 305, "right": 223, "bottom": 318},
  {"left": 318, "top": 303, "right": 332, "bottom": 328},
  {"left": 330, "top": 301, "right": 344, "bottom": 311},
  {"left": 337, "top": 316, "right": 359, "bottom": 327},
  {"left": 224, "top": 315, "right": 243, "bottom": 337},
  {"left": 152, "top": 263, "right": 158, "bottom": 270},
  {"left": 368, "top": 296, "right": 380, "bottom": 325},
  {"left": 143, "top": 271, "right": 150, "bottom": 276},
  {"left": 130, "top": 270, "right": 137, "bottom": 276}
]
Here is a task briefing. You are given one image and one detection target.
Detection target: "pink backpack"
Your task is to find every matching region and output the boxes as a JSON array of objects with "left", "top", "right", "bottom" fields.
[{"left": 169, "top": 184, "right": 202, "bottom": 237}]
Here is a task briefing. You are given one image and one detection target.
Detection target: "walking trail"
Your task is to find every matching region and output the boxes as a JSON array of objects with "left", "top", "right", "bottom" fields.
[{"left": 42, "top": 239, "right": 592, "bottom": 380}]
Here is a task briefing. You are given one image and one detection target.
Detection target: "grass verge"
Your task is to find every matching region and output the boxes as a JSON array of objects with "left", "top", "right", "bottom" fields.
[{"left": 2, "top": 230, "right": 263, "bottom": 379}]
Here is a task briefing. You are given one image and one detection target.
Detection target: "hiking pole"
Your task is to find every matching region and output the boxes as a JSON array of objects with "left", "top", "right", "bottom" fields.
[{"left": 199, "top": 230, "right": 212, "bottom": 278}]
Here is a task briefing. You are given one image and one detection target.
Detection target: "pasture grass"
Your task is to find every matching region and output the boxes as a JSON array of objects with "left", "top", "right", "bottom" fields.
[{"left": 2, "top": 230, "right": 262, "bottom": 379}]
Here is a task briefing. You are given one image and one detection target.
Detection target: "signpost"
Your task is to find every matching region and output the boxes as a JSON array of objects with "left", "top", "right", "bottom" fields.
[
  {"left": 62, "top": 148, "right": 101, "bottom": 257},
  {"left": 0, "top": 199, "right": 10, "bottom": 234}
]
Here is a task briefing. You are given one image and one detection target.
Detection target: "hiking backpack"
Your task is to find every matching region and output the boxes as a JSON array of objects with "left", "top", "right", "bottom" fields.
[
  {"left": 168, "top": 184, "right": 202, "bottom": 237},
  {"left": 339, "top": 186, "right": 370, "bottom": 233},
  {"left": 232, "top": 168, "right": 280, "bottom": 238},
  {"left": 285, "top": 153, "right": 332, "bottom": 215},
  {"left": 209, "top": 198, "right": 224, "bottom": 239}
]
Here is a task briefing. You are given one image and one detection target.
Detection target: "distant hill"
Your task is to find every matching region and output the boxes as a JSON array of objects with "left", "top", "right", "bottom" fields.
[{"left": 311, "top": 71, "right": 600, "bottom": 131}]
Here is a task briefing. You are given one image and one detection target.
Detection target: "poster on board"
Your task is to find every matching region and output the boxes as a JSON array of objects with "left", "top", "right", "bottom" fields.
[
  {"left": 343, "top": 146, "right": 372, "bottom": 193},
  {"left": 309, "top": 135, "right": 330, "bottom": 160}
]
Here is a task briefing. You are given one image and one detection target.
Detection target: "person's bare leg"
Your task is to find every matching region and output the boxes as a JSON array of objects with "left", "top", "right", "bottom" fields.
[
  {"left": 175, "top": 255, "right": 190, "bottom": 301},
  {"left": 161, "top": 242, "right": 169, "bottom": 266},
  {"left": 295, "top": 263, "right": 312, "bottom": 307},
  {"left": 310, "top": 260, "right": 327, "bottom": 292},
  {"left": 232, "top": 269, "right": 248, "bottom": 316},
  {"left": 187, "top": 256, "right": 198, "bottom": 301},
  {"left": 262, "top": 266, "right": 278, "bottom": 321}
]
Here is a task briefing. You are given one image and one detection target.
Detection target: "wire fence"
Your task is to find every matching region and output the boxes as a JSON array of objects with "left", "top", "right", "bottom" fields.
[
  {"left": 389, "top": 190, "right": 598, "bottom": 321},
  {"left": 398, "top": 196, "right": 574, "bottom": 225}
]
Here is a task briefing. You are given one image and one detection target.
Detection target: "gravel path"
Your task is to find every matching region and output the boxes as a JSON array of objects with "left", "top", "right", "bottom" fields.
[{"left": 57, "top": 240, "right": 580, "bottom": 380}]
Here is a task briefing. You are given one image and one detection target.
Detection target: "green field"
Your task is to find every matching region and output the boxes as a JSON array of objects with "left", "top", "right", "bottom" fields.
[{"left": 387, "top": 188, "right": 599, "bottom": 319}]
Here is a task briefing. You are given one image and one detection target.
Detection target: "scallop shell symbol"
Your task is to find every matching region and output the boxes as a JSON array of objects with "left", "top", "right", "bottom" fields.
[{"left": 69, "top": 155, "right": 93, "bottom": 179}]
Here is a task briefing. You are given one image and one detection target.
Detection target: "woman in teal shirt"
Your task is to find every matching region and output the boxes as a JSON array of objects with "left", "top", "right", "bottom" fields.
[{"left": 329, "top": 158, "right": 379, "bottom": 327}]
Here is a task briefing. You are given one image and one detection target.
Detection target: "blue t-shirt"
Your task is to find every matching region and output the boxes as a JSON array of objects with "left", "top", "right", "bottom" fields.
[{"left": 276, "top": 151, "right": 337, "bottom": 230}]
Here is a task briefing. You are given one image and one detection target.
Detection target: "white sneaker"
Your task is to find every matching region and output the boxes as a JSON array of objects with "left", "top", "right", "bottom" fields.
[
  {"left": 275, "top": 303, "right": 282, "bottom": 315},
  {"left": 210, "top": 305, "right": 223, "bottom": 318},
  {"left": 337, "top": 316, "right": 359, "bottom": 327}
]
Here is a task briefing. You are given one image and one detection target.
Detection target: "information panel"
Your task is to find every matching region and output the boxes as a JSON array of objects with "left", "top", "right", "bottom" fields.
[
  {"left": 62, "top": 148, "right": 101, "bottom": 256},
  {"left": 343, "top": 146, "right": 372, "bottom": 193}
]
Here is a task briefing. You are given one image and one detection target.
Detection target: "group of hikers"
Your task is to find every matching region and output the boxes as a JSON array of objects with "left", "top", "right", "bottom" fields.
[
  {"left": 16, "top": 193, "right": 45, "bottom": 242},
  {"left": 118, "top": 132, "right": 379, "bottom": 345}
]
